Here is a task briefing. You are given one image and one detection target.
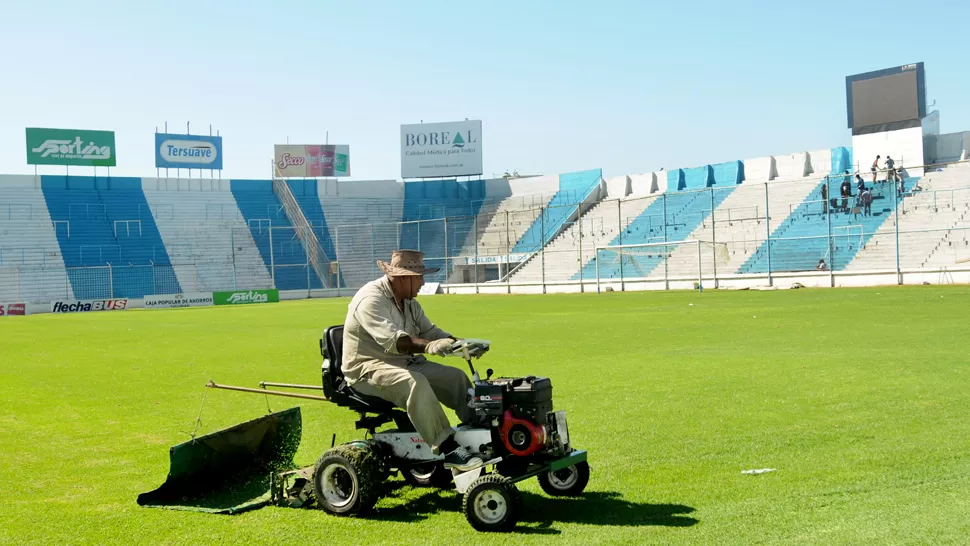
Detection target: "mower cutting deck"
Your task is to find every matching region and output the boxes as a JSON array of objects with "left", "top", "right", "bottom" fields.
[{"left": 140, "top": 327, "right": 590, "bottom": 532}]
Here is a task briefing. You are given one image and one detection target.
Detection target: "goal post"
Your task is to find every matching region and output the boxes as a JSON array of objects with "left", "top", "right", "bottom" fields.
[{"left": 594, "top": 239, "right": 730, "bottom": 293}]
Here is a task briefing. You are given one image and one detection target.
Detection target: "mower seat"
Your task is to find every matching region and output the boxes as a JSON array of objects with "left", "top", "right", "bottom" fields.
[{"left": 320, "top": 325, "right": 398, "bottom": 414}]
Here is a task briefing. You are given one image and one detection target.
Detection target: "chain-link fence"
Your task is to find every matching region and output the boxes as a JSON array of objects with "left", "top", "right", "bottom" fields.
[{"left": 1, "top": 163, "right": 968, "bottom": 302}]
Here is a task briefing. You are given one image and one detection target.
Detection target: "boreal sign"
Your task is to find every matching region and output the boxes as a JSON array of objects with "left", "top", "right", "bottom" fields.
[
  {"left": 155, "top": 133, "right": 223, "bottom": 170},
  {"left": 400, "top": 120, "right": 482, "bottom": 178}
]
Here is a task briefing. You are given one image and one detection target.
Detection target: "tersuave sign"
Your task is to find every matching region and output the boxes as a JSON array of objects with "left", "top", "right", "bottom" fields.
[
  {"left": 400, "top": 120, "right": 482, "bottom": 178},
  {"left": 155, "top": 133, "right": 223, "bottom": 170},
  {"left": 26, "top": 128, "right": 116, "bottom": 167}
]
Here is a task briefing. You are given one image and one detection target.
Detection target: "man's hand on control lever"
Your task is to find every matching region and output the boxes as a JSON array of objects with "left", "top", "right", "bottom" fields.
[{"left": 396, "top": 335, "right": 457, "bottom": 357}]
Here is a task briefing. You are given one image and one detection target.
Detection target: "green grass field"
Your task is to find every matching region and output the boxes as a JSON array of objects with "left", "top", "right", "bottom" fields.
[{"left": 2, "top": 286, "right": 970, "bottom": 545}]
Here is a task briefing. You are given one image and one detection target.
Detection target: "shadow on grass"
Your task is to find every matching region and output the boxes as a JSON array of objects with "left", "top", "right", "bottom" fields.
[
  {"left": 372, "top": 484, "right": 697, "bottom": 532},
  {"left": 517, "top": 491, "right": 697, "bottom": 531}
]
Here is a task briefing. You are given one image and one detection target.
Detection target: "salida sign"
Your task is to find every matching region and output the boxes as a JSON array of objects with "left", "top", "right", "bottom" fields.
[
  {"left": 400, "top": 120, "right": 482, "bottom": 179},
  {"left": 51, "top": 299, "right": 128, "bottom": 313}
]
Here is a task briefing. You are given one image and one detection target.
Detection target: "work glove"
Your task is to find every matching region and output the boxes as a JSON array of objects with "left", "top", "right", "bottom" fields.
[{"left": 425, "top": 338, "right": 454, "bottom": 357}]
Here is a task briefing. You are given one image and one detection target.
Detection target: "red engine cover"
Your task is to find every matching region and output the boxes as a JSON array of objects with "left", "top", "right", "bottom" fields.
[{"left": 500, "top": 409, "right": 546, "bottom": 457}]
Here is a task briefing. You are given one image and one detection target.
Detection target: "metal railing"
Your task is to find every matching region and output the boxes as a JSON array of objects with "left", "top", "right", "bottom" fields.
[{"left": 0, "top": 160, "right": 968, "bottom": 302}]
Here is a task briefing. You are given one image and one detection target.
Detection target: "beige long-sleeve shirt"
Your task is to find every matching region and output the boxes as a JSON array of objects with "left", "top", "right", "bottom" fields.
[{"left": 341, "top": 276, "right": 452, "bottom": 384}]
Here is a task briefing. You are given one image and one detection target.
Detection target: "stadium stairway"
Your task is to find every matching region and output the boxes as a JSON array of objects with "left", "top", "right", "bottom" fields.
[
  {"left": 284, "top": 179, "right": 341, "bottom": 288},
  {"left": 509, "top": 194, "right": 655, "bottom": 284},
  {"left": 0, "top": 176, "right": 73, "bottom": 302},
  {"left": 230, "top": 179, "right": 324, "bottom": 291},
  {"left": 737, "top": 175, "right": 918, "bottom": 274},
  {"left": 459, "top": 190, "right": 557, "bottom": 258},
  {"left": 508, "top": 169, "right": 603, "bottom": 258},
  {"left": 41, "top": 176, "right": 180, "bottom": 299},
  {"left": 843, "top": 163, "right": 970, "bottom": 271},
  {"left": 573, "top": 163, "right": 741, "bottom": 281},
  {"left": 142, "top": 178, "right": 272, "bottom": 292}
]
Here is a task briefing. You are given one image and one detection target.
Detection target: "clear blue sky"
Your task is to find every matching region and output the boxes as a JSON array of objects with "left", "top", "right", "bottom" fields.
[{"left": 1, "top": 0, "right": 966, "bottom": 181}]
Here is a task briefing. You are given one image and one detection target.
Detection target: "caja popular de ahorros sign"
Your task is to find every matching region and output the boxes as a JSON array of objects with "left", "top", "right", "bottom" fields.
[{"left": 155, "top": 133, "right": 223, "bottom": 170}]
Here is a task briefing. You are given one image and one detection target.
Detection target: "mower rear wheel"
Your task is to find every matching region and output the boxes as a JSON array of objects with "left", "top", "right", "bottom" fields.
[
  {"left": 538, "top": 461, "right": 590, "bottom": 497},
  {"left": 312, "top": 444, "right": 382, "bottom": 516},
  {"left": 401, "top": 462, "right": 453, "bottom": 488},
  {"left": 462, "top": 474, "right": 520, "bottom": 532}
]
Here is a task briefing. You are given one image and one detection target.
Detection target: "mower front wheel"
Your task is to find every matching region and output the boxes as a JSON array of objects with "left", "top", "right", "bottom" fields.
[
  {"left": 462, "top": 474, "right": 520, "bottom": 532},
  {"left": 312, "top": 444, "right": 382, "bottom": 516},
  {"left": 538, "top": 461, "right": 590, "bottom": 497}
]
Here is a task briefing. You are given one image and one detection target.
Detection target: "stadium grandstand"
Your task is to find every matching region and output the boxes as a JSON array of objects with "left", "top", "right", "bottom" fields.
[{"left": 1, "top": 64, "right": 969, "bottom": 307}]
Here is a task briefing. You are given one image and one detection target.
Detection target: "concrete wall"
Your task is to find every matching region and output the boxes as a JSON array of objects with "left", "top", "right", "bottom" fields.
[
  {"left": 851, "top": 126, "right": 925, "bottom": 179},
  {"left": 317, "top": 179, "right": 404, "bottom": 199},
  {"left": 604, "top": 175, "right": 631, "bottom": 198},
  {"left": 743, "top": 156, "right": 775, "bottom": 182},
  {"left": 927, "top": 131, "right": 968, "bottom": 164},
  {"left": 775, "top": 152, "right": 809, "bottom": 179},
  {"left": 806, "top": 148, "right": 832, "bottom": 176},
  {"left": 629, "top": 173, "right": 655, "bottom": 196},
  {"left": 507, "top": 174, "right": 559, "bottom": 196}
]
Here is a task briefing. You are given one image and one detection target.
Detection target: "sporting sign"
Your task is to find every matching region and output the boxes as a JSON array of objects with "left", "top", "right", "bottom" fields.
[
  {"left": 400, "top": 120, "right": 482, "bottom": 178},
  {"left": 155, "top": 133, "right": 223, "bottom": 170},
  {"left": 274, "top": 145, "right": 350, "bottom": 177},
  {"left": 213, "top": 289, "right": 280, "bottom": 305},
  {"left": 26, "top": 128, "right": 116, "bottom": 167}
]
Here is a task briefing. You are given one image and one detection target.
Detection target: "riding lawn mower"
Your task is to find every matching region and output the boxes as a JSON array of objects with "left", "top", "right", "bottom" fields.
[{"left": 138, "top": 325, "right": 589, "bottom": 532}]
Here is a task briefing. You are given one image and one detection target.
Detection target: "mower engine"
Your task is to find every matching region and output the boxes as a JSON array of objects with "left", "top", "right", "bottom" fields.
[{"left": 472, "top": 375, "right": 571, "bottom": 458}]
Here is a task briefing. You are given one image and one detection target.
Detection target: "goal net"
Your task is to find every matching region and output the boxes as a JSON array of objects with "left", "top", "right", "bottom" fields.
[{"left": 593, "top": 239, "right": 730, "bottom": 290}]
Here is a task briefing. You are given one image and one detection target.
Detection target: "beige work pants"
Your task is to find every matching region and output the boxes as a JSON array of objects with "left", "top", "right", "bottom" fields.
[{"left": 351, "top": 359, "right": 473, "bottom": 453}]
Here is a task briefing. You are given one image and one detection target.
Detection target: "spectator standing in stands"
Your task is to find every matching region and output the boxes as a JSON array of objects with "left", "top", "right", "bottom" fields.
[
  {"left": 821, "top": 180, "right": 828, "bottom": 214},
  {"left": 856, "top": 173, "right": 866, "bottom": 193},
  {"left": 840, "top": 176, "right": 852, "bottom": 213},
  {"left": 871, "top": 155, "right": 881, "bottom": 184},
  {"left": 861, "top": 187, "right": 873, "bottom": 217},
  {"left": 885, "top": 156, "right": 897, "bottom": 185}
]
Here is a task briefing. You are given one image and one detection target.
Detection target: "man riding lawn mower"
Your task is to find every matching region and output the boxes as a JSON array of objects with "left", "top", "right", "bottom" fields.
[{"left": 138, "top": 250, "right": 589, "bottom": 532}]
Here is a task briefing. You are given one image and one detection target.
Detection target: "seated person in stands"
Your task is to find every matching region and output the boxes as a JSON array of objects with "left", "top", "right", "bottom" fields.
[
  {"left": 816, "top": 259, "right": 829, "bottom": 271},
  {"left": 340, "top": 249, "right": 483, "bottom": 471}
]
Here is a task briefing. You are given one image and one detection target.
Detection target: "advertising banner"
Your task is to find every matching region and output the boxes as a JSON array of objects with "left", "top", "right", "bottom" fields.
[
  {"left": 213, "top": 289, "right": 280, "bottom": 306},
  {"left": 155, "top": 133, "right": 223, "bottom": 170},
  {"left": 464, "top": 253, "right": 530, "bottom": 265},
  {"left": 0, "top": 303, "right": 27, "bottom": 316},
  {"left": 144, "top": 293, "right": 214, "bottom": 310},
  {"left": 51, "top": 299, "right": 129, "bottom": 313},
  {"left": 400, "top": 120, "right": 482, "bottom": 178},
  {"left": 26, "top": 128, "right": 117, "bottom": 167},
  {"left": 274, "top": 145, "right": 350, "bottom": 177}
]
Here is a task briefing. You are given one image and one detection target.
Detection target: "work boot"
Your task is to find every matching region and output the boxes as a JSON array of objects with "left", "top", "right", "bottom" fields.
[{"left": 443, "top": 446, "right": 483, "bottom": 472}]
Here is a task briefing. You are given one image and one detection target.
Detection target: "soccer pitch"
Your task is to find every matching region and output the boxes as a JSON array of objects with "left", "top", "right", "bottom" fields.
[{"left": 2, "top": 286, "right": 969, "bottom": 545}]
